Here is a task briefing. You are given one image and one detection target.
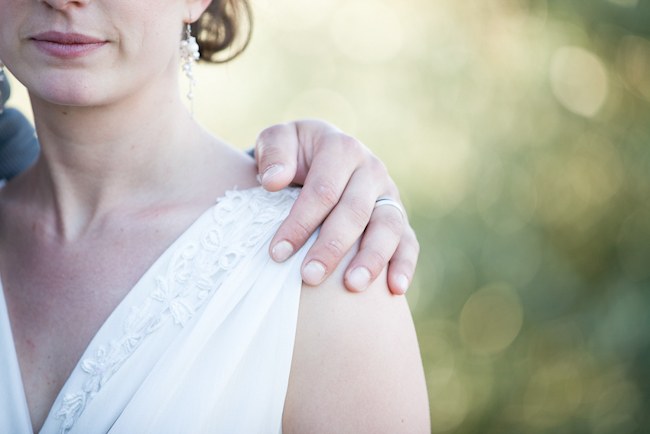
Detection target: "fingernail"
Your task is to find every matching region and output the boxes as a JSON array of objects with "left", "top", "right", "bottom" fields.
[
  {"left": 395, "top": 274, "right": 410, "bottom": 294},
  {"left": 302, "top": 261, "right": 326, "bottom": 286},
  {"left": 261, "top": 164, "right": 284, "bottom": 185},
  {"left": 347, "top": 267, "right": 371, "bottom": 291},
  {"left": 271, "top": 240, "right": 294, "bottom": 262}
]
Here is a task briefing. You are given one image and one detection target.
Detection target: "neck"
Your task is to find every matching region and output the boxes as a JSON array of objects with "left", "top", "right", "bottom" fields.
[{"left": 22, "top": 79, "right": 210, "bottom": 240}]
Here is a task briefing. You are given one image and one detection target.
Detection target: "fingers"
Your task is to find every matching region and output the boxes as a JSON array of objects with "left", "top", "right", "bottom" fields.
[
  {"left": 296, "top": 149, "right": 418, "bottom": 294},
  {"left": 269, "top": 132, "right": 365, "bottom": 266},
  {"left": 258, "top": 119, "right": 420, "bottom": 296},
  {"left": 343, "top": 201, "right": 406, "bottom": 292},
  {"left": 386, "top": 226, "right": 419, "bottom": 295},
  {"left": 254, "top": 123, "right": 300, "bottom": 191},
  {"left": 299, "top": 165, "right": 379, "bottom": 286}
]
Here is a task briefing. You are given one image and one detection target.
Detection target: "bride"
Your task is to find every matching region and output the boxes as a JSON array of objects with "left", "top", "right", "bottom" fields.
[{"left": 0, "top": 0, "right": 430, "bottom": 432}]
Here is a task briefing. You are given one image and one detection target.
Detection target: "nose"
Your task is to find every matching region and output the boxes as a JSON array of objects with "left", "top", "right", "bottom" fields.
[{"left": 41, "top": 0, "right": 90, "bottom": 10}]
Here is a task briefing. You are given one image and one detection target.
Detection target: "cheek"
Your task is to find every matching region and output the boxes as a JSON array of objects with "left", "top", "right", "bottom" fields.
[
  {"left": 115, "top": 6, "right": 183, "bottom": 71},
  {"left": 0, "top": 5, "right": 21, "bottom": 61}
]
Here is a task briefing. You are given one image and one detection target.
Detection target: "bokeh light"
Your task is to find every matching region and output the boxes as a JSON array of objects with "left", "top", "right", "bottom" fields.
[
  {"left": 550, "top": 46, "right": 609, "bottom": 117},
  {"left": 459, "top": 283, "right": 524, "bottom": 355}
]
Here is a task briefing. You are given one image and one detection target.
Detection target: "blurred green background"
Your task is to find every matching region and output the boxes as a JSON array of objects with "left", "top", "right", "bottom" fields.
[{"left": 7, "top": 0, "right": 650, "bottom": 432}]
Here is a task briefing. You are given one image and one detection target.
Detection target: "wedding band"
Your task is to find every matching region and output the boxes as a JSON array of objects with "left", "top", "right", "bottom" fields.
[{"left": 374, "top": 197, "right": 405, "bottom": 220}]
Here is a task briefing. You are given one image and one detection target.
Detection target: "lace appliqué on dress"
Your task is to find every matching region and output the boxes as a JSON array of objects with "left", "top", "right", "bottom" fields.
[{"left": 54, "top": 188, "right": 298, "bottom": 434}]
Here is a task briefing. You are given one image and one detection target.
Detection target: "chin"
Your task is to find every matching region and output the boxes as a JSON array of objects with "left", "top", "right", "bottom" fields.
[
  {"left": 31, "top": 75, "right": 107, "bottom": 108},
  {"left": 42, "top": 89, "right": 99, "bottom": 107}
]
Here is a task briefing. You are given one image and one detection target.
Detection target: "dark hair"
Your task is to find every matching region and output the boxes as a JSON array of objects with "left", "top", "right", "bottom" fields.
[{"left": 191, "top": 0, "right": 252, "bottom": 64}]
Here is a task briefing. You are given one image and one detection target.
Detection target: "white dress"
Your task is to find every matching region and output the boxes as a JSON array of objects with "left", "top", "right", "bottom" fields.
[{"left": 0, "top": 187, "right": 310, "bottom": 434}]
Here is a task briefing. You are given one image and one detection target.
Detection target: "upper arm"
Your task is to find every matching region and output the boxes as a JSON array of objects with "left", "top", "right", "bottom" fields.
[{"left": 282, "top": 252, "right": 430, "bottom": 433}]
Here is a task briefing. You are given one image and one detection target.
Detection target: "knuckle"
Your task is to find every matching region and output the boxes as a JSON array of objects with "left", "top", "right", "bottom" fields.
[
  {"left": 322, "top": 132, "right": 364, "bottom": 159},
  {"left": 257, "top": 125, "right": 279, "bottom": 146},
  {"left": 368, "top": 154, "right": 388, "bottom": 176},
  {"left": 311, "top": 180, "right": 340, "bottom": 209},
  {"left": 338, "top": 133, "right": 362, "bottom": 150},
  {"left": 381, "top": 210, "right": 406, "bottom": 236},
  {"left": 282, "top": 217, "right": 314, "bottom": 244},
  {"left": 385, "top": 183, "right": 401, "bottom": 201},
  {"left": 322, "top": 237, "right": 346, "bottom": 260},
  {"left": 367, "top": 159, "right": 395, "bottom": 191},
  {"left": 346, "top": 201, "right": 373, "bottom": 228},
  {"left": 401, "top": 256, "right": 419, "bottom": 273},
  {"left": 256, "top": 124, "right": 290, "bottom": 157},
  {"left": 364, "top": 249, "right": 391, "bottom": 275},
  {"left": 392, "top": 245, "right": 417, "bottom": 269}
]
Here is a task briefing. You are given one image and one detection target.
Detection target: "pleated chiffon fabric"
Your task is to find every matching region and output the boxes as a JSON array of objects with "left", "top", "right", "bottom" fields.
[{"left": 0, "top": 187, "right": 309, "bottom": 434}]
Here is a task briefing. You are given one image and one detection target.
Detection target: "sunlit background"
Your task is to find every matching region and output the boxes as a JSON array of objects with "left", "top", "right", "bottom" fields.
[{"left": 6, "top": 0, "right": 650, "bottom": 432}]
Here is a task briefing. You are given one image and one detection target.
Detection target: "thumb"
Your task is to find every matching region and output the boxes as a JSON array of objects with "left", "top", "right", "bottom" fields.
[{"left": 255, "top": 123, "right": 299, "bottom": 191}]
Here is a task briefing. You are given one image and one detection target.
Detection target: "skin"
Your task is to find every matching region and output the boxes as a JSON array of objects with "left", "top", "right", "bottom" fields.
[
  {"left": 0, "top": 0, "right": 429, "bottom": 432},
  {"left": 0, "top": 75, "right": 420, "bottom": 295},
  {"left": 253, "top": 120, "right": 420, "bottom": 295},
  {"left": 283, "top": 248, "right": 430, "bottom": 433}
]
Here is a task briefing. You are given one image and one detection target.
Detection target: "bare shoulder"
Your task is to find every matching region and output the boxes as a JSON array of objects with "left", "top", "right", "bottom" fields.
[
  {"left": 202, "top": 136, "right": 258, "bottom": 191},
  {"left": 283, "top": 248, "right": 430, "bottom": 433}
]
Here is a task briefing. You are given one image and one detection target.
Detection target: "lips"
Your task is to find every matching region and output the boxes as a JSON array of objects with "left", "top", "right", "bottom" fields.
[{"left": 30, "top": 31, "right": 108, "bottom": 59}]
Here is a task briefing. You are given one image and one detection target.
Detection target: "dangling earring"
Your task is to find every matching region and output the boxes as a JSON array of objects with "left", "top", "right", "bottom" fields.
[{"left": 180, "top": 21, "right": 200, "bottom": 113}]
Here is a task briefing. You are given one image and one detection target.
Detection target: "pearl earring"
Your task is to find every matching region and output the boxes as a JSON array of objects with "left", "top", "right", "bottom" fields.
[{"left": 180, "top": 22, "right": 200, "bottom": 111}]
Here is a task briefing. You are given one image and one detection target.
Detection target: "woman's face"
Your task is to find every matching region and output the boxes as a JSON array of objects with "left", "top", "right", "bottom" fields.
[{"left": 0, "top": 0, "right": 200, "bottom": 107}]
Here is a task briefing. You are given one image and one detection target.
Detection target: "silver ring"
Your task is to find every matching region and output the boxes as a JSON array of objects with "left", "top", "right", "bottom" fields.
[{"left": 374, "top": 197, "right": 405, "bottom": 220}]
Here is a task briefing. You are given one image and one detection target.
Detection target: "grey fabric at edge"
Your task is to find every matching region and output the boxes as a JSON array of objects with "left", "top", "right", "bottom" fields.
[{"left": 0, "top": 74, "right": 40, "bottom": 181}]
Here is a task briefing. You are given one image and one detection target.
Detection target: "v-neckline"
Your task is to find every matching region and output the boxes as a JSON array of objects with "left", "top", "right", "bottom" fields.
[{"left": 0, "top": 186, "right": 264, "bottom": 434}]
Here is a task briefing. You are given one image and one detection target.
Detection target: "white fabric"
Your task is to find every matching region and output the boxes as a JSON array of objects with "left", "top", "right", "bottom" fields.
[{"left": 0, "top": 187, "right": 310, "bottom": 434}]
